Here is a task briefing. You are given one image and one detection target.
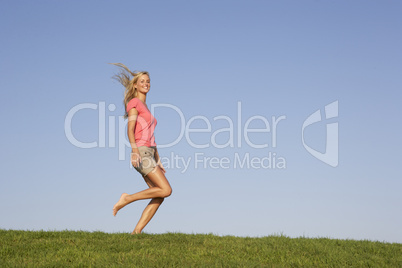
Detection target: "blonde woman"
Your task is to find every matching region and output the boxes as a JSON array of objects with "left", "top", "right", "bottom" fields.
[{"left": 111, "top": 63, "right": 172, "bottom": 234}]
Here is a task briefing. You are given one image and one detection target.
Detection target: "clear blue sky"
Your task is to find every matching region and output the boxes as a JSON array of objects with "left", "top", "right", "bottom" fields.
[{"left": 1, "top": 0, "right": 401, "bottom": 243}]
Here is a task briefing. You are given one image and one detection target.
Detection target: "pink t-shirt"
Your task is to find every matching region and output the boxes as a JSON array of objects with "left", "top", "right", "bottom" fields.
[{"left": 126, "top": 98, "right": 157, "bottom": 147}]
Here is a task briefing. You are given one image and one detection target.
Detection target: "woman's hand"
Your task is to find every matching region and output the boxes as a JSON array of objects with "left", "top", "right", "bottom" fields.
[
  {"left": 131, "top": 149, "right": 142, "bottom": 168},
  {"left": 154, "top": 148, "right": 165, "bottom": 173},
  {"left": 157, "top": 161, "right": 166, "bottom": 173}
]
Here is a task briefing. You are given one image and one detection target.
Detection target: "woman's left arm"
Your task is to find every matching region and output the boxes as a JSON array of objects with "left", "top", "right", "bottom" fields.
[{"left": 154, "top": 148, "right": 166, "bottom": 173}]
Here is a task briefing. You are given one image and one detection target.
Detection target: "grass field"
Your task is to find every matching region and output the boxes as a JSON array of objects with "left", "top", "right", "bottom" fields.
[{"left": 1, "top": 229, "right": 401, "bottom": 267}]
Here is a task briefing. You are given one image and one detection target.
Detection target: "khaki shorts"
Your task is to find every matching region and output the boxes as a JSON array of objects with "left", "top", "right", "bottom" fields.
[{"left": 133, "top": 146, "right": 157, "bottom": 177}]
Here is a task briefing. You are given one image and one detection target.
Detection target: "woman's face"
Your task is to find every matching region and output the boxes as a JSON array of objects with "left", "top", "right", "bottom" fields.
[{"left": 135, "top": 74, "right": 150, "bottom": 94}]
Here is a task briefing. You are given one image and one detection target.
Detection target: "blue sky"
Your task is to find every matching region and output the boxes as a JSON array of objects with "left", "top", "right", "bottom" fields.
[{"left": 1, "top": 0, "right": 401, "bottom": 243}]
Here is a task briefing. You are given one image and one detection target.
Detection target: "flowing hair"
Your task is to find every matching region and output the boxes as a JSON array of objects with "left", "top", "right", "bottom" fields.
[{"left": 109, "top": 63, "right": 150, "bottom": 119}]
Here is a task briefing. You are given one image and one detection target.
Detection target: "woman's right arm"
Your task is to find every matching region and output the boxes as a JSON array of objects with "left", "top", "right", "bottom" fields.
[{"left": 127, "top": 108, "right": 141, "bottom": 167}]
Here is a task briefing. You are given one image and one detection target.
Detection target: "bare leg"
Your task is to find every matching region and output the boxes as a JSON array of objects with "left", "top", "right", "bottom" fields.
[
  {"left": 132, "top": 198, "right": 164, "bottom": 234},
  {"left": 132, "top": 176, "right": 164, "bottom": 234},
  {"left": 113, "top": 193, "right": 129, "bottom": 216},
  {"left": 113, "top": 166, "right": 172, "bottom": 216}
]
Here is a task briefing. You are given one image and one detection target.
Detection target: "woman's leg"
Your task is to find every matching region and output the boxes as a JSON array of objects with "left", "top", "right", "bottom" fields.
[
  {"left": 113, "top": 166, "right": 172, "bottom": 216},
  {"left": 132, "top": 198, "right": 164, "bottom": 234},
  {"left": 131, "top": 176, "right": 164, "bottom": 234}
]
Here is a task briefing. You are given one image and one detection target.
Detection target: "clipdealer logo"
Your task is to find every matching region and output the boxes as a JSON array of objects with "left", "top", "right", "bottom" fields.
[
  {"left": 64, "top": 100, "right": 339, "bottom": 171},
  {"left": 302, "top": 101, "right": 339, "bottom": 167}
]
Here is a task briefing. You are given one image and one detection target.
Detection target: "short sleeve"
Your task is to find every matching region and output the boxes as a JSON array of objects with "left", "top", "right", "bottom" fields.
[{"left": 126, "top": 98, "right": 139, "bottom": 113}]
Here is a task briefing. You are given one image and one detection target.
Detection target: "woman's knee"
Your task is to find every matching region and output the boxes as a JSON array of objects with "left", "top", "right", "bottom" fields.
[{"left": 161, "top": 186, "right": 172, "bottom": 198}]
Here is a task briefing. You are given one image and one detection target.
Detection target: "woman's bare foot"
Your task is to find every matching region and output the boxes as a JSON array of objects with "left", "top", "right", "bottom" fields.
[
  {"left": 131, "top": 230, "right": 141, "bottom": 235},
  {"left": 113, "top": 193, "right": 129, "bottom": 216}
]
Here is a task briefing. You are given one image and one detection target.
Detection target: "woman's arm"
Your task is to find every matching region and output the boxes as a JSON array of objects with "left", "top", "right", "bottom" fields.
[{"left": 127, "top": 108, "right": 141, "bottom": 167}]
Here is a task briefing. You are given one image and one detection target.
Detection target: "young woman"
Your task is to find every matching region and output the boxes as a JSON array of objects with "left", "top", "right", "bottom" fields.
[{"left": 111, "top": 63, "right": 172, "bottom": 234}]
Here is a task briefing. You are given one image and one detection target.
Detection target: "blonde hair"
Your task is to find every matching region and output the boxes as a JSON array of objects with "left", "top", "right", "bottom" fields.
[{"left": 109, "top": 63, "right": 150, "bottom": 118}]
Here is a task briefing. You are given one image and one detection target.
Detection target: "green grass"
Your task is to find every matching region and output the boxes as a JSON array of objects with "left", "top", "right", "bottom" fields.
[{"left": 1, "top": 230, "right": 401, "bottom": 267}]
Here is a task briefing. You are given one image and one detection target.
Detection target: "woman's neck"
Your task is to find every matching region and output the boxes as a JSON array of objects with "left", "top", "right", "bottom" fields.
[{"left": 136, "top": 93, "right": 147, "bottom": 104}]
